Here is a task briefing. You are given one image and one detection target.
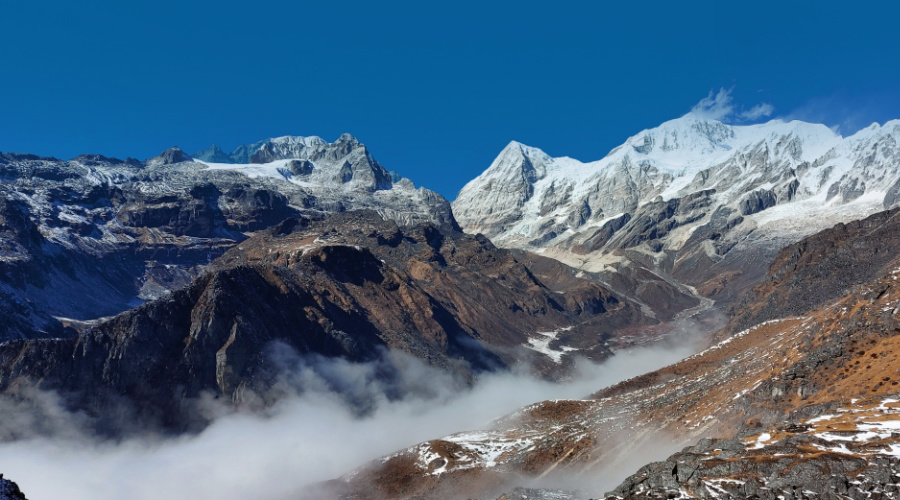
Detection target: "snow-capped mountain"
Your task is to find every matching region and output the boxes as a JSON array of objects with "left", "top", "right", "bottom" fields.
[
  {"left": 192, "top": 133, "right": 450, "bottom": 224},
  {"left": 0, "top": 134, "right": 455, "bottom": 341},
  {"left": 454, "top": 116, "right": 900, "bottom": 300},
  {"left": 193, "top": 133, "right": 395, "bottom": 191}
]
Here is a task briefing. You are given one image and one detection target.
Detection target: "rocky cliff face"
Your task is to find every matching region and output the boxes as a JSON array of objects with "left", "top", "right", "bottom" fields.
[
  {"left": 454, "top": 117, "right": 900, "bottom": 307},
  {"left": 0, "top": 135, "right": 454, "bottom": 341},
  {"left": 0, "top": 211, "right": 649, "bottom": 433},
  {"left": 334, "top": 206, "right": 900, "bottom": 499}
]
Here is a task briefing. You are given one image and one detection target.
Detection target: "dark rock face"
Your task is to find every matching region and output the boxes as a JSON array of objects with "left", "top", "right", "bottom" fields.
[
  {"left": 512, "top": 249, "right": 699, "bottom": 327},
  {"left": 0, "top": 211, "right": 644, "bottom": 432},
  {"left": 287, "top": 159, "right": 314, "bottom": 176},
  {"left": 738, "top": 188, "right": 777, "bottom": 215},
  {"left": 0, "top": 475, "right": 27, "bottom": 500},
  {"left": 573, "top": 213, "right": 631, "bottom": 254}
]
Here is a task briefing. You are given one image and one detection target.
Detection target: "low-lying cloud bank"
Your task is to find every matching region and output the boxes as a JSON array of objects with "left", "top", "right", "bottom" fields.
[{"left": 0, "top": 337, "right": 701, "bottom": 500}]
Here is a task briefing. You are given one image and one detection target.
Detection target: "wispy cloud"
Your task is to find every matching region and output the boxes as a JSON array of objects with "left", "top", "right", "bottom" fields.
[
  {"left": 688, "top": 88, "right": 774, "bottom": 124},
  {"left": 739, "top": 102, "right": 774, "bottom": 121},
  {"left": 690, "top": 88, "right": 735, "bottom": 121}
]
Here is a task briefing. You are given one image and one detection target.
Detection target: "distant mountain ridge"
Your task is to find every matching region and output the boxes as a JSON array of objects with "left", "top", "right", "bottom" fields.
[
  {"left": 193, "top": 133, "right": 364, "bottom": 164},
  {"left": 455, "top": 116, "right": 900, "bottom": 246}
]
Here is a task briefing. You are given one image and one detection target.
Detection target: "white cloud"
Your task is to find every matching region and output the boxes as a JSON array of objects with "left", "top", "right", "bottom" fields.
[
  {"left": 688, "top": 87, "right": 774, "bottom": 123},
  {"left": 0, "top": 338, "right": 702, "bottom": 500},
  {"left": 690, "top": 88, "right": 735, "bottom": 121},
  {"left": 739, "top": 102, "right": 774, "bottom": 121}
]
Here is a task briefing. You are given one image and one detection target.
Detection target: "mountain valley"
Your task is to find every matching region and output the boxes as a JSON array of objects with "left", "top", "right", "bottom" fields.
[{"left": 335, "top": 207, "right": 900, "bottom": 499}]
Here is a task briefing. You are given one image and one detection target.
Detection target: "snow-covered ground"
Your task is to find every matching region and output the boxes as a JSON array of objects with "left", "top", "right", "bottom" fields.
[{"left": 525, "top": 327, "right": 578, "bottom": 363}]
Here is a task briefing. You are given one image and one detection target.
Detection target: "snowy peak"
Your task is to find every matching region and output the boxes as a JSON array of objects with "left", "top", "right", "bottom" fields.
[
  {"left": 623, "top": 116, "right": 737, "bottom": 156},
  {"left": 453, "top": 115, "right": 900, "bottom": 286},
  {"left": 189, "top": 134, "right": 400, "bottom": 193},
  {"left": 146, "top": 146, "right": 194, "bottom": 167},
  {"left": 452, "top": 141, "right": 556, "bottom": 235},
  {"left": 617, "top": 117, "right": 843, "bottom": 166},
  {"left": 488, "top": 141, "right": 550, "bottom": 183},
  {"left": 191, "top": 134, "right": 363, "bottom": 165}
]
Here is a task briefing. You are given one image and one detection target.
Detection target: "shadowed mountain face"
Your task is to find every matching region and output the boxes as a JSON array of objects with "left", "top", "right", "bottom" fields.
[
  {"left": 0, "top": 211, "right": 651, "bottom": 433},
  {"left": 0, "top": 137, "right": 455, "bottom": 342},
  {"left": 332, "top": 206, "right": 900, "bottom": 500}
]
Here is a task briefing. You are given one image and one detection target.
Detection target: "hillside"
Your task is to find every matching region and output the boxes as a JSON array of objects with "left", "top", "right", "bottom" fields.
[{"left": 333, "top": 206, "right": 900, "bottom": 499}]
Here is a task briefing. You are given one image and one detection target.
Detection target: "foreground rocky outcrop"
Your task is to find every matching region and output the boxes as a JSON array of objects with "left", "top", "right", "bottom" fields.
[
  {"left": 0, "top": 135, "right": 454, "bottom": 341},
  {"left": 0, "top": 475, "right": 26, "bottom": 500},
  {"left": 0, "top": 211, "right": 648, "bottom": 433},
  {"left": 332, "top": 206, "right": 900, "bottom": 499},
  {"left": 607, "top": 432, "right": 900, "bottom": 499}
]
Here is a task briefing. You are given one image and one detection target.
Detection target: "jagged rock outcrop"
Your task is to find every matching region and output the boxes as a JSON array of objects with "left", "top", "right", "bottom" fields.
[
  {"left": 146, "top": 146, "right": 194, "bottom": 166},
  {"left": 0, "top": 134, "right": 455, "bottom": 341},
  {"left": 0, "top": 211, "right": 648, "bottom": 433},
  {"left": 193, "top": 134, "right": 396, "bottom": 193},
  {"left": 0, "top": 475, "right": 26, "bottom": 500}
]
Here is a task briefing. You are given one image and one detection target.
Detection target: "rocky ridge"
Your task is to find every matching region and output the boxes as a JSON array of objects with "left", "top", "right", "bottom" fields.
[{"left": 0, "top": 134, "right": 454, "bottom": 341}]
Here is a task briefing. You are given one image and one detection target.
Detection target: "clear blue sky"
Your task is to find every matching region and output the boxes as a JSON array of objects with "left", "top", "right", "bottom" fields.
[{"left": 2, "top": 0, "right": 899, "bottom": 199}]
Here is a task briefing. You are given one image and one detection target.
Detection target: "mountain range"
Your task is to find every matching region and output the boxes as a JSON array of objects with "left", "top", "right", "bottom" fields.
[
  {"left": 2, "top": 114, "right": 900, "bottom": 499},
  {"left": 455, "top": 117, "right": 900, "bottom": 306}
]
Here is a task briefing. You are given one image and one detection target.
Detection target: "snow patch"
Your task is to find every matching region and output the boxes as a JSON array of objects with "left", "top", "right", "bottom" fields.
[{"left": 525, "top": 327, "right": 577, "bottom": 363}]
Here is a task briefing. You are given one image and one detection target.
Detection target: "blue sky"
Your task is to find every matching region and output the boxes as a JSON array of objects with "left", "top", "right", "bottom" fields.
[{"left": 1, "top": 0, "right": 899, "bottom": 199}]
